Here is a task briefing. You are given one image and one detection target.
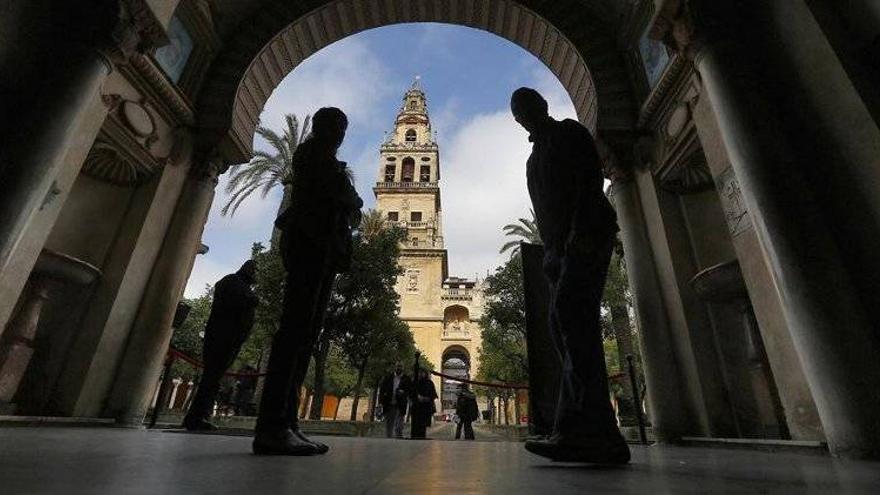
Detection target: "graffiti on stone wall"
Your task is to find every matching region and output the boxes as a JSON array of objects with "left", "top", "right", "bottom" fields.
[{"left": 717, "top": 166, "right": 752, "bottom": 238}]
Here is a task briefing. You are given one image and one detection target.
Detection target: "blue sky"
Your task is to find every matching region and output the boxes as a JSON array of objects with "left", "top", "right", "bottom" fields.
[{"left": 185, "top": 23, "right": 576, "bottom": 297}]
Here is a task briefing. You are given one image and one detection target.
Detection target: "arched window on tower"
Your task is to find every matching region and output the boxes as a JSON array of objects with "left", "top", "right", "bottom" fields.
[
  {"left": 443, "top": 306, "right": 470, "bottom": 337},
  {"left": 405, "top": 129, "right": 417, "bottom": 142},
  {"left": 401, "top": 157, "right": 415, "bottom": 182},
  {"left": 384, "top": 164, "right": 395, "bottom": 182},
  {"left": 419, "top": 165, "right": 431, "bottom": 182}
]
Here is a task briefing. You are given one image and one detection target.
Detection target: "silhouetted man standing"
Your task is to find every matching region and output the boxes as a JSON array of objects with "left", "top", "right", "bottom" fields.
[
  {"left": 511, "top": 87, "right": 630, "bottom": 464},
  {"left": 184, "top": 260, "right": 258, "bottom": 431},
  {"left": 454, "top": 383, "right": 479, "bottom": 440},
  {"left": 379, "top": 361, "right": 412, "bottom": 438},
  {"left": 253, "top": 107, "right": 363, "bottom": 456}
]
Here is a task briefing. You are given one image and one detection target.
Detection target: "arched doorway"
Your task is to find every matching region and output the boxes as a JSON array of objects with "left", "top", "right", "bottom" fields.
[
  {"left": 441, "top": 345, "right": 471, "bottom": 413},
  {"left": 196, "top": 0, "right": 640, "bottom": 165}
]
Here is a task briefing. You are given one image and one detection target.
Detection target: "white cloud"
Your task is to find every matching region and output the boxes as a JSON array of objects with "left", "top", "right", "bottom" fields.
[
  {"left": 259, "top": 36, "right": 398, "bottom": 136},
  {"left": 439, "top": 85, "right": 577, "bottom": 279},
  {"left": 440, "top": 110, "right": 532, "bottom": 279},
  {"left": 184, "top": 36, "right": 395, "bottom": 298},
  {"left": 184, "top": 256, "right": 230, "bottom": 298}
]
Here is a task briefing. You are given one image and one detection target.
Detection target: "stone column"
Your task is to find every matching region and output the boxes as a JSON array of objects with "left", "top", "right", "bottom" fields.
[
  {"left": 0, "top": 1, "right": 169, "bottom": 335},
  {"left": 607, "top": 156, "right": 695, "bottom": 442},
  {"left": 104, "top": 163, "right": 220, "bottom": 426},
  {"left": 168, "top": 378, "right": 183, "bottom": 410},
  {"left": 676, "top": 0, "right": 880, "bottom": 458}
]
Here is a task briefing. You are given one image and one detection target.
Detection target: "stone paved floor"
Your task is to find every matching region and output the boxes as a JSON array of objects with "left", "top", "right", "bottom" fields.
[{"left": 2, "top": 427, "right": 879, "bottom": 494}]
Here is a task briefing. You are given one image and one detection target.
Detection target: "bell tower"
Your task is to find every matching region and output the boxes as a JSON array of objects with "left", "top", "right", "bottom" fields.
[{"left": 374, "top": 78, "right": 448, "bottom": 316}]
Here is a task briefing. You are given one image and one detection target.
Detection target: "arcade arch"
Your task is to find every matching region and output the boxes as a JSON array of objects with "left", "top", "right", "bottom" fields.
[
  {"left": 440, "top": 345, "right": 471, "bottom": 412},
  {"left": 196, "top": 0, "right": 640, "bottom": 164}
]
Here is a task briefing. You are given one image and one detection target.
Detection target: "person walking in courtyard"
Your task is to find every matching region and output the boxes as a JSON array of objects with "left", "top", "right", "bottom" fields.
[
  {"left": 454, "top": 383, "right": 479, "bottom": 440},
  {"left": 252, "top": 107, "right": 363, "bottom": 456},
  {"left": 234, "top": 365, "right": 258, "bottom": 416},
  {"left": 182, "top": 260, "right": 258, "bottom": 431},
  {"left": 379, "top": 361, "right": 412, "bottom": 438},
  {"left": 410, "top": 368, "right": 438, "bottom": 439},
  {"left": 510, "top": 87, "right": 630, "bottom": 464}
]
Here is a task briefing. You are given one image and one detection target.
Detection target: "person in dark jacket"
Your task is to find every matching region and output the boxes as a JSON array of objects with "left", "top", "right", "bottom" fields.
[
  {"left": 511, "top": 88, "right": 630, "bottom": 464},
  {"left": 378, "top": 362, "right": 412, "bottom": 438},
  {"left": 410, "top": 368, "right": 438, "bottom": 439},
  {"left": 252, "top": 107, "right": 363, "bottom": 456},
  {"left": 454, "top": 383, "right": 479, "bottom": 440},
  {"left": 183, "top": 260, "right": 258, "bottom": 431}
]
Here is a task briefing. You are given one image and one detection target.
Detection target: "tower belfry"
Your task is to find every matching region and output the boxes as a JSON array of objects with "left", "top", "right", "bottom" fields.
[
  {"left": 373, "top": 80, "right": 485, "bottom": 414},
  {"left": 374, "top": 78, "right": 447, "bottom": 289}
]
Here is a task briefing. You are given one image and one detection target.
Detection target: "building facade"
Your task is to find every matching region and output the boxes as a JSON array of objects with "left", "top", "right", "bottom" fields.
[{"left": 373, "top": 81, "right": 485, "bottom": 413}]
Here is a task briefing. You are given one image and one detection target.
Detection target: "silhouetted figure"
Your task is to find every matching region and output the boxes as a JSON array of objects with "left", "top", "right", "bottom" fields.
[
  {"left": 234, "top": 365, "right": 258, "bottom": 416},
  {"left": 183, "top": 260, "right": 258, "bottom": 431},
  {"left": 511, "top": 87, "right": 630, "bottom": 464},
  {"left": 253, "top": 107, "right": 363, "bottom": 456},
  {"left": 379, "top": 361, "right": 412, "bottom": 438},
  {"left": 410, "top": 368, "right": 438, "bottom": 439},
  {"left": 454, "top": 383, "right": 478, "bottom": 440}
]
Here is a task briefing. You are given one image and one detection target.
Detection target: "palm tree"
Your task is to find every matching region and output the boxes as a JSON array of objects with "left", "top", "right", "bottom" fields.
[
  {"left": 499, "top": 210, "right": 542, "bottom": 255},
  {"left": 221, "top": 114, "right": 311, "bottom": 222},
  {"left": 359, "top": 209, "right": 386, "bottom": 240}
]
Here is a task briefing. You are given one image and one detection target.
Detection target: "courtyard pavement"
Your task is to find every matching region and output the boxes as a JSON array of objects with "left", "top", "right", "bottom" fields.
[{"left": 2, "top": 426, "right": 879, "bottom": 494}]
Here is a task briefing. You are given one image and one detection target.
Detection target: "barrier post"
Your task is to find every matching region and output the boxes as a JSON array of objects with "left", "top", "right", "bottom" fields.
[
  {"left": 627, "top": 354, "right": 648, "bottom": 444},
  {"left": 411, "top": 352, "right": 421, "bottom": 437},
  {"left": 149, "top": 352, "right": 176, "bottom": 428}
]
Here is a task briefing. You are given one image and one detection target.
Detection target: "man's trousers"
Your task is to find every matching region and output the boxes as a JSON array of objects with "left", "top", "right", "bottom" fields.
[
  {"left": 255, "top": 238, "right": 335, "bottom": 433},
  {"left": 544, "top": 237, "right": 618, "bottom": 438}
]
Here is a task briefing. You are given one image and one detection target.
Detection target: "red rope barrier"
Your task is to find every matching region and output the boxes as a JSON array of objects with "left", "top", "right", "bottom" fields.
[
  {"left": 427, "top": 370, "right": 628, "bottom": 391},
  {"left": 428, "top": 370, "right": 529, "bottom": 390},
  {"left": 167, "top": 347, "right": 267, "bottom": 377}
]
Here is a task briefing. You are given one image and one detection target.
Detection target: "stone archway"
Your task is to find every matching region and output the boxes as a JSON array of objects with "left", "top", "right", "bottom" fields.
[
  {"left": 196, "top": 0, "right": 640, "bottom": 164},
  {"left": 440, "top": 345, "right": 471, "bottom": 412}
]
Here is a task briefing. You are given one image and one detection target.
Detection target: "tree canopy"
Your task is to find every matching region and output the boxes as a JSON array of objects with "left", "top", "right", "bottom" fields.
[{"left": 476, "top": 254, "right": 529, "bottom": 387}]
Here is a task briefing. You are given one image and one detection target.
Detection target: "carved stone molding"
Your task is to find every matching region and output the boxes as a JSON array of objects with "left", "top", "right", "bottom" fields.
[
  {"left": 82, "top": 136, "right": 165, "bottom": 186},
  {"left": 83, "top": 95, "right": 171, "bottom": 186},
  {"left": 124, "top": 55, "right": 195, "bottom": 127}
]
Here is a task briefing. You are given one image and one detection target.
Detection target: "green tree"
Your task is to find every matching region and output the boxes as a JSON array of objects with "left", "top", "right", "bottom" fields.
[
  {"left": 310, "top": 211, "right": 407, "bottom": 419},
  {"left": 170, "top": 287, "right": 213, "bottom": 380},
  {"left": 476, "top": 254, "right": 529, "bottom": 422},
  {"left": 235, "top": 242, "right": 285, "bottom": 372},
  {"left": 222, "top": 114, "right": 311, "bottom": 248}
]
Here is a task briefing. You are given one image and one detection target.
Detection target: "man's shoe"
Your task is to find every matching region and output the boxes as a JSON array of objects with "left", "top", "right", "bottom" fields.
[
  {"left": 183, "top": 416, "right": 218, "bottom": 432},
  {"left": 294, "top": 429, "right": 330, "bottom": 454},
  {"left": 525, "top": 433, "right": 631, "bottom": 464},
  {"left": 253, "top": 429, "right": 322, "bottom": 456}
]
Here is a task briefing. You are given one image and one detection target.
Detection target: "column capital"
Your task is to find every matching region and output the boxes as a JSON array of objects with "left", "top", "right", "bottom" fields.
[
  {"left": 650, "top": 1, "right": 751, "bottom": 66},
  {"left": 649, "top": 0, "right": 702, "bottom": 59},
  {"left": 189, "top": 161, "right": 224, "bottom": 186},
  {"left": 598, "top": 129, "right": 654, "bottom": 186}
]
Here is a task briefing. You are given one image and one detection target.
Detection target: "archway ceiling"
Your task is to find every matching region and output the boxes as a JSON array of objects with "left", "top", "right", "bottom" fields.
[{"left": 199, "top": 0, "right": 640, "bottom": 164}]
